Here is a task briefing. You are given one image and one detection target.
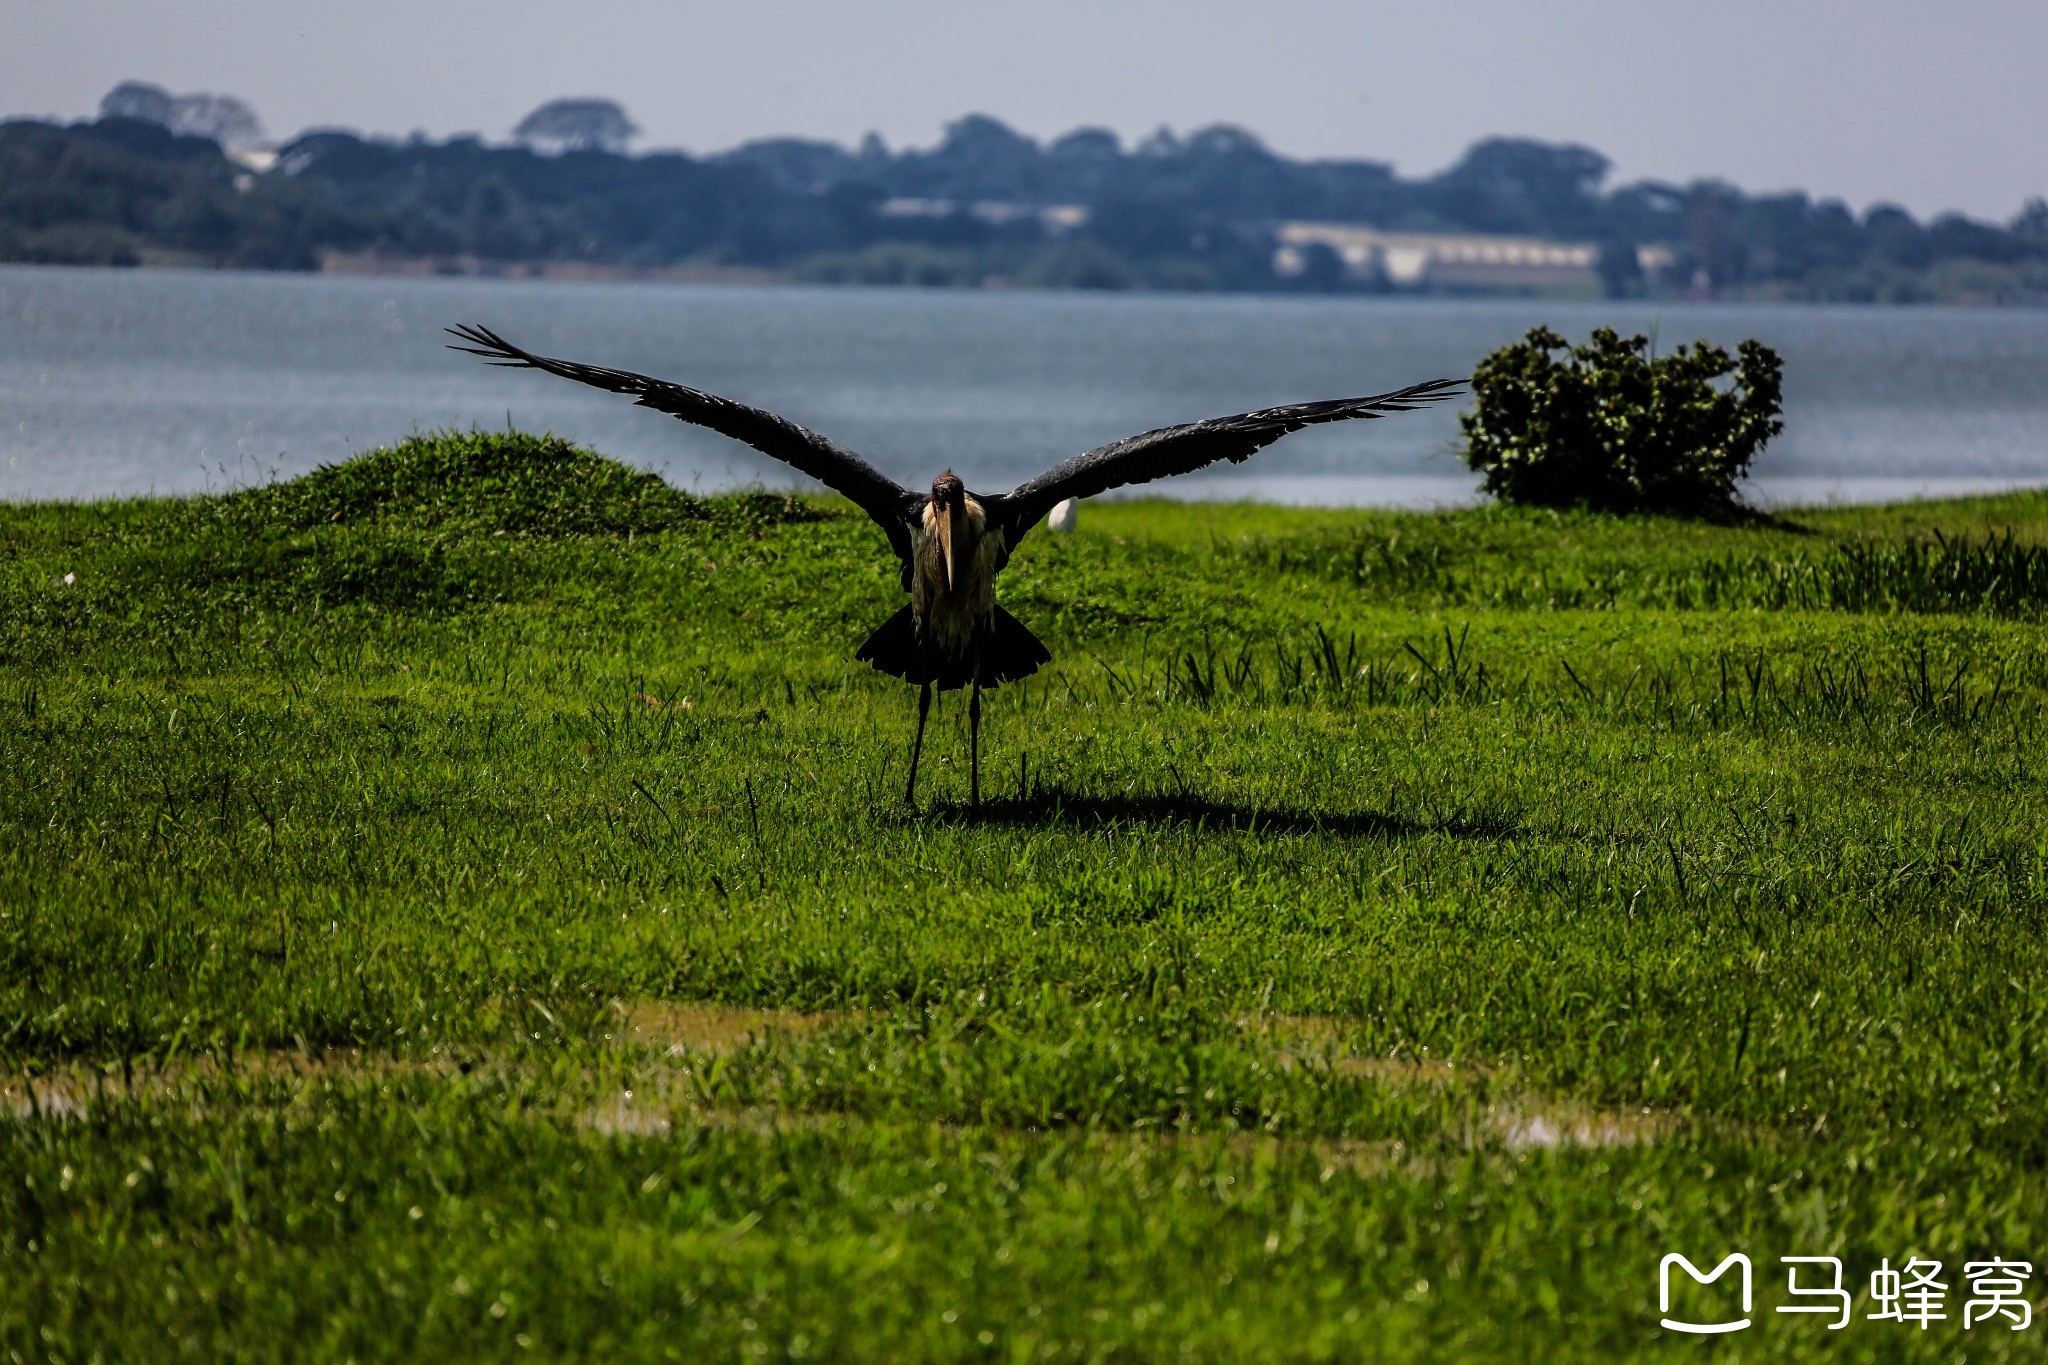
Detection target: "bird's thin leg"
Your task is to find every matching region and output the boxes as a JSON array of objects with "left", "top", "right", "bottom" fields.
[
  {"left": 968, "top": 678, "right": 982, "bottom": 814},
  {"left": 905, "top": 682, "right": 932, "bottom": 807}
]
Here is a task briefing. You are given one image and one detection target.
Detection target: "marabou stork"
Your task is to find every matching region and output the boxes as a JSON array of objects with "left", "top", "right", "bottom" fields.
[{"left": 447, "top": 324, "right": 1460, "bottom": 808}]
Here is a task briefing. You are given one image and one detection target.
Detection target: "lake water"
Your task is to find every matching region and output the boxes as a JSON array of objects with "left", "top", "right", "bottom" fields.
[{"left": 4, "top": 264, "right": 2048, "bottom": 506}]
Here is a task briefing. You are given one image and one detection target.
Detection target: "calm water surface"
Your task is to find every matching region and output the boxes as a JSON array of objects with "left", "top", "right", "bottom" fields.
[{"left": 4, "top": 264, "right": 2047, "bottom": 505}]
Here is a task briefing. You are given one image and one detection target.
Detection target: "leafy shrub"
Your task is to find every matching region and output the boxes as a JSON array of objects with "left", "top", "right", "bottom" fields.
[{"left": 1459, "top": 326, "right": 1784, "bottom": 516}]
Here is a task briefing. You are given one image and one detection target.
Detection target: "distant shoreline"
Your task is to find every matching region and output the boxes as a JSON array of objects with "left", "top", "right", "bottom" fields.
[
  {"left": 316, "top": 251, "right": 794, "bottom": 287},
  {"left": 0, "top": 253, "right": 2033, "bottom": 308},
  {"left": 11, "top": 114, "right": 2046, "bottom": 306}
]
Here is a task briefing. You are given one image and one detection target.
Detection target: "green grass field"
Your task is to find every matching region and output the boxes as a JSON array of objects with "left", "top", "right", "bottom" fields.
[{"left": 5, "top": 431, "right": 2048, "bottom": 1361}]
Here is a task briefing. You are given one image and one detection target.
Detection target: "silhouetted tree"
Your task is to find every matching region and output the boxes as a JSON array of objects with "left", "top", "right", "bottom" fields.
[
  {"left": 1049, "top": 128, "right": 1120, "bottom": 161},
  {"left": 1427, "top": 138, "right": 1610, "bottom": 236},
  {"left": 97, "top": 81, "right": 263, "bottom": 147},
  {"left": 1294, "top": 242, "right": 1347, "bottom": 293},
  {"left": 2013, "top": 199, "right": 2048, "bottom": 247},
  {"left": 1597, "top": 240, "right": 1643, "bottom": 297},
  {"left": 513, "top": 99, "right": 637, "bottom": 155},
  {"left": 1681, "top": 184, "right": 1744, "bottom": 291},
  {"left": 168, "top": 93, "right": 263, "bottom": 148},
  {"left": 909, "top": 114, "right": 1044, "bottom": 200},
  {"left": 99, "top": 81, "right": 176, "bottom": 126},
  {"left": 1863, "top": 204, "right": 1930, "bottom": 268},
  {"left": 716, "top": 138, "right": 856, "bottom": 194}
]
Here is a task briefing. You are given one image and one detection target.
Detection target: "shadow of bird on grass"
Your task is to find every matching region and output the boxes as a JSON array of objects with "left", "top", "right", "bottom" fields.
[{"left": 896, "top": 789, "right": 1524, "bottom": 841}]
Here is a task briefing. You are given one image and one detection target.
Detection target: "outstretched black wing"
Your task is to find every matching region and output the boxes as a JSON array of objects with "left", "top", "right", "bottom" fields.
[
  {"left": 986, "top": 377, "right": 1464, "bottom": 546},
  {"left": 448, "top": 324, "right": 922, "bottom": 564}
]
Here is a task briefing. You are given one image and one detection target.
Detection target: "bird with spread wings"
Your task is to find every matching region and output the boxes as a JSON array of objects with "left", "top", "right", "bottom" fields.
[{"left": 448, "top": 323, "right": 1461, "bottom": 808}]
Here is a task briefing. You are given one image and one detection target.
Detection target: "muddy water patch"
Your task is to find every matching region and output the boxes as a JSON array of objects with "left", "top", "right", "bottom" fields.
[
  {"left": 1, "top": 998, "right": 835, "bottom": 1121},
  {"left": 1237, "top": 1012, "right": 1663, "bottom": 1150},
  {"left": 604, "top": 999, "right": 841, "bottom": 1054},
  {"left": 5, "top": 1006, "right": 1674, "bottom": 1153},
  {"left": 1489, "top": 1101, "right": 1671, "bottom": 1150}
]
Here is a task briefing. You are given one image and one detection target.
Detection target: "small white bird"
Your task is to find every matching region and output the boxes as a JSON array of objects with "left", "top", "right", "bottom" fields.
[{"left": 1048, "top": 497, "right": 1079, "bottom": 533}]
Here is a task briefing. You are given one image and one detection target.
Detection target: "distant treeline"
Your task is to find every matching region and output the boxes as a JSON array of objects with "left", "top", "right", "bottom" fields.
[{"left": 4, "top": 111, "right": 2046, "bottom": 303}]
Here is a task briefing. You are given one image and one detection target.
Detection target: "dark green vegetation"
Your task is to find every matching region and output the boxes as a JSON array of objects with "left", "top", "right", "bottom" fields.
[
  {"left": 8, "top": 111, "right": 2048, "bottom": 302},
  {"left": 0, "top": 117, "right": 351, "bottom": 270},
  {"left": 5, "top": 431, "right": 2048, "bottom": 1360},
  {"left": 1461, "top": 327, "right": 1785, "bottom": 516}
]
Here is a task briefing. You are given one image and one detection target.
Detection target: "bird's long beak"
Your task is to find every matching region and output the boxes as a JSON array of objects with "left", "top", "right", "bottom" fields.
[{"left": 937, "top": 498, "right": 967, "bottom": 591}]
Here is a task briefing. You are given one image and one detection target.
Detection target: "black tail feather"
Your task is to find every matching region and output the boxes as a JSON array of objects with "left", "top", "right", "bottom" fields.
[
  {"left": 982, "top": 605, "right": 1052, "bottom": 686},
  {"left": 855, "top": 606, "right": 1051, "bottom": 690},
  {"left": 854, "top": 607, "right": 925, "bottom": 682}
]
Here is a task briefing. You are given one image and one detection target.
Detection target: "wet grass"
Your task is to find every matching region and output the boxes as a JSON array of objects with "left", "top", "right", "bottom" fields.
[{"left": 3, "top": 433, "right": 2048, "bottom": 1360}]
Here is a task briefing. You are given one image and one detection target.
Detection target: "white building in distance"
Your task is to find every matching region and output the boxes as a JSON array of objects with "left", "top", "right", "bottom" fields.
[
  {"left": 1275, "top": 223, "right": 1674, "bottom": 291},
  {"left": 879, "top": 199, "right": 1090, "bottom": 233}
]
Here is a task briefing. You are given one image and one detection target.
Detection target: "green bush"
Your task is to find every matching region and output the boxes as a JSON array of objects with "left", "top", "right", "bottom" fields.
[{"left": 1459, "top": 326, "right": 1784, "bottom": 516}]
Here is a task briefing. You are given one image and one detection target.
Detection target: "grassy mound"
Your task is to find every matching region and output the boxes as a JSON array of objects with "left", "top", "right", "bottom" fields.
[
  {"left": 225, "top": 429, "right": 708, "bottom": 538},
  {"left": 4, "top": 431, "right": 868, "bottom": 647}
]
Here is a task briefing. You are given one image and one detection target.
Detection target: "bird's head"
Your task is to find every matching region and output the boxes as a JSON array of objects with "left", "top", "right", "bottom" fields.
[{"left": 929, "top": 472, "right": 969, "bottom": 591}]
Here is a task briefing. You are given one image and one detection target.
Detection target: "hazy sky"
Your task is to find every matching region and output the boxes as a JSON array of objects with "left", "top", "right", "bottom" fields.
[{"left": 7, "top": 0, "right": 2045, "bottom": 222}]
